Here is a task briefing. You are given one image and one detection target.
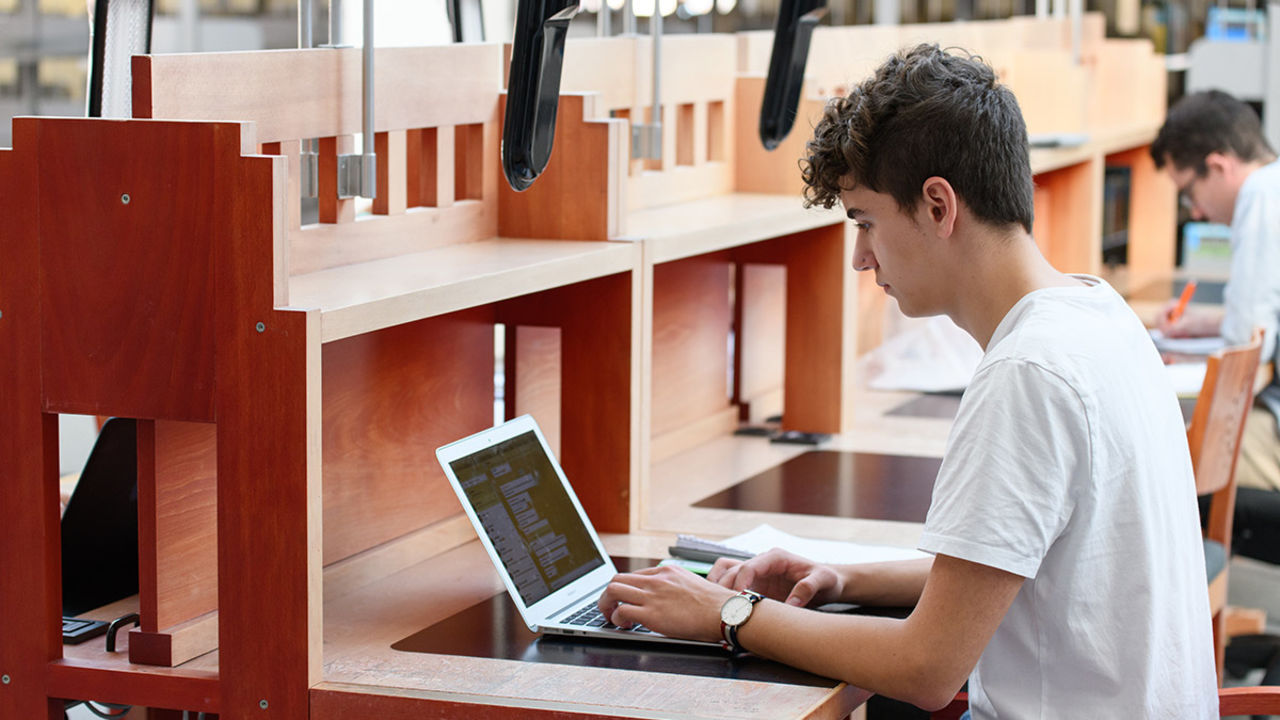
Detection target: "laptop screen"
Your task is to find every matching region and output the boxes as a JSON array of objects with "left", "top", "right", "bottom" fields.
[{"left": 449, "top": 430, "right": 606, "bottom": 606}]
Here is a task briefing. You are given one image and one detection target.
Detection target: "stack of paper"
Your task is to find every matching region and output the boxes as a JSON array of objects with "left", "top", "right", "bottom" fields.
[{"left": 720, "top": 524, "right": 927, "bottom": 565}]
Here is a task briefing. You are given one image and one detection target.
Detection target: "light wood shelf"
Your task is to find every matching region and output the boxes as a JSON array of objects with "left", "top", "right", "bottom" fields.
[
  {"left": 623, "top": 193, "right": 843, "bottom": 265},
  {"left": 289, "top": 237, "right": 639, "bottom": 343}
]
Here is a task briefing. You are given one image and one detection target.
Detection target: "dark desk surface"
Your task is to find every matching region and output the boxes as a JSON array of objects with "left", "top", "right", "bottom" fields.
[
  {"left": 693, "top": 451, "right": 940, "bottom": 523},
  {"left": 883, "top": 392, "right": 1195, "bottom": 425},
  {"left": 391, "top": 557, "right": 839, "bottom": 687},
  {"left": 1127, "top": 277, "right": 1225, "bottom": 305}
]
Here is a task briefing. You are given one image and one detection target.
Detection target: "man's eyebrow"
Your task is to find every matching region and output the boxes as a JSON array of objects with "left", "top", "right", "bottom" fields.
[{"left": 845, "top": 207, "right": 865, "bottom": 220}]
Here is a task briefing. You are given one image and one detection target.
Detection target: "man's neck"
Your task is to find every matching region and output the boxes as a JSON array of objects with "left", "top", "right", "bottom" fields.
[{"left": 948, "top": 230, "right": 1081, "bottom": 350}]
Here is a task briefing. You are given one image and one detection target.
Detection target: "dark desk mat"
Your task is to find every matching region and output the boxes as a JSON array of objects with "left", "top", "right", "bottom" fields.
[
  {"left": 1128, "top": 278, "right": 1225, "bottom": 305},
  {"left": 693, "top": 451, "right": 940, "bottom": 522},
  {"left": 885, "top": 393, "right": 963, "bottom": 420},
  {"left": 391, "top": 557, "right": 839, "bottom": 686},
  {"left": 887, "top": 392, "right": 1195, "bottom": 426}
]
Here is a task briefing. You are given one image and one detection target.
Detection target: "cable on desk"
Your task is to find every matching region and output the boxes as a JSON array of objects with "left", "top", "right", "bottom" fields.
[{"left": 83, "top": 701, "right": 131, "bottom": 718}]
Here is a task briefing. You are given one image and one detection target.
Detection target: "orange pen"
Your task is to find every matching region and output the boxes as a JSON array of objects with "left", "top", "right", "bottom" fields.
[{"left": 1168, "top": 279, "right": 1198, "bottom": 323}]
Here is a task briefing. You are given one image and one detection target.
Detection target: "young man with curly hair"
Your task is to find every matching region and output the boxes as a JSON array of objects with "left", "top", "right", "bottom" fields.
[{"left": 597, "top": 44, "right": 1217, "bottom": 718}]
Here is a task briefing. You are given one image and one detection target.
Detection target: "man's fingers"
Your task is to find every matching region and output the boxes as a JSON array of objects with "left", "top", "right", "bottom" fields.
[
  {"left": 707, "top": 557, "right": 740, "bottom": 584},
  {"left": 598, "top": 576, "right": 646, "bottom": 614},
  {"left": 787, "top": 575, "right": 821, "bottom": 607},
  {"left": 732, "top": 562, "right": 758, "bottom": 591},
  {"left": 608, "top": 601, "right": 644, "bottom": 629}
]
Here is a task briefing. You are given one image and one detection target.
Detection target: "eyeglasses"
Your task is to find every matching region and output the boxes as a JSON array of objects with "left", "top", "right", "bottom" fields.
[{"left": 1177, "top": 174, "right": 1201, "bottom": 211}]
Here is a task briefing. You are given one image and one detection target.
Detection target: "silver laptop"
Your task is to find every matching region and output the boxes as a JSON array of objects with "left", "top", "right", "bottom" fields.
[{"left": 436, "top": 415, "right": 718, "bottom": 648}]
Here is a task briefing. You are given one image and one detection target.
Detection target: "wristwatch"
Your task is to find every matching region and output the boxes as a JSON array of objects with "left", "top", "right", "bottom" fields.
[{"left": 719, "top": 589, "right": 764, "bottom": 653}]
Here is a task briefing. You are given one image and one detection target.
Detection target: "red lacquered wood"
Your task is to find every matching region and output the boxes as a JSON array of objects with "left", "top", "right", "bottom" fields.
[
  {"left": 498, "top": 272, "right": 634, "bottom": 532},
  {"left": 47, "top": 660, "right": 219, "bottom": 713},
  {"left": 37, "top": 119, "right": 218, "bottom": 421},
  {"left": 213, "top": 123, "right": 317, "bottom": 720},
  {"left": 321, "top": 309, "right": 494, "bottom": 564},
  {"left": 0, "top": 118, "right": 64, "bottom": 720}
]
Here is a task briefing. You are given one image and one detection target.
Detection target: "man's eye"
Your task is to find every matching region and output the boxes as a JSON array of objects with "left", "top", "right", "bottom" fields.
[{"left": 854, "top": 222, "right": 871, "bottom": 231}]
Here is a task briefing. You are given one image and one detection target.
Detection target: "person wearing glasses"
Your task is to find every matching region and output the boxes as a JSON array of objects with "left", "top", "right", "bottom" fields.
[{"left": 1151, "top": 90, "right": 1280, "bottom": 560}]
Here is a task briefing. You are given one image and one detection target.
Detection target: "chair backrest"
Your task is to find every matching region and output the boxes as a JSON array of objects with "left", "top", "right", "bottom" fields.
[
  {"left": 1219, "top": 685, "right": 1280, "bottom": 715},
  {"left": 1187, "top": 328, "right": 1264, "bottom": 553}
]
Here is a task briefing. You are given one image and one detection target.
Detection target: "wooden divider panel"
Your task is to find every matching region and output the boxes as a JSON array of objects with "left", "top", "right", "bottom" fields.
[
  {"left": 1107, "top": 145, "right": 1176, "bottom": 285},
  {"left": 734, "top": 76, "right": 826, "bottom": 197},
  {"left": 133, "top": 47, "right": 503, "bottom": 275},
  {"left": 212, "top": 124, "right": 318, "bottom": 719},
  {"left": 134, "top": 419, "right": 218, "bottom": 664},
  {"left": 731, "top": 225, "right": 852, "bottom": 434},
  {"left": 321, "top": 309, "right": 495, "bottom": 565},
  {"left": 497, "top": 273, "right": 636, "bottom": 533},
  {"left": 37, "top": 118, "right": 224, "bottom": 421},
  {"left": 498, "top": 93, "right": 622, "bottom": 241},
  {"left": 133, "top": 46, "right": 501, "bottom": 144},
  {"left": 1035, "top": 157, "right": 1104, "bottom": 275},
  {"left": 651, "top": 254, "right": 734, "bottom": 444},
  {"left": 506, "top": 325, "right": 563, "bottom": 457},
  {"left": 0, "top": 119, "right": 65, "bottom": 720},
  {"left": 553, "top": 35, "right": 737, "bottom": 213}
]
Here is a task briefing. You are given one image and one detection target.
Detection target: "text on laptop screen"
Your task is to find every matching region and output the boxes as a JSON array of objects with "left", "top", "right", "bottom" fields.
[{"left": 450, "top": 430, "right": 605, "bottom": 606}]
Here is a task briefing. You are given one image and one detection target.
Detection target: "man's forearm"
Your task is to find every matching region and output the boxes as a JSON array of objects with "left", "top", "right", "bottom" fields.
[{"left": 838, "top": 556, "right": 933, "bottom": 607}]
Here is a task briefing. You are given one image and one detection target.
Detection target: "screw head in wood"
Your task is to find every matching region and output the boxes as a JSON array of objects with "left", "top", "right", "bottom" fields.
[
  {"left": 121, "top": 193, "right": 130, "bottom": 204},
  {"left": 260, "top": 699, "right": 269, "bottom": 709},
  {"left": 256, "top": 322, "right": 266, "bottom": 333},
  {"left": 1, "top": 674, "right": 10, "bottom": 684}
]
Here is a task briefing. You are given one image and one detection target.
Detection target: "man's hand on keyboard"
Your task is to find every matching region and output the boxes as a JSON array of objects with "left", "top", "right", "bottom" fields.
[{"left": 596, "top": 565, "right": 735, "bottom": 644}]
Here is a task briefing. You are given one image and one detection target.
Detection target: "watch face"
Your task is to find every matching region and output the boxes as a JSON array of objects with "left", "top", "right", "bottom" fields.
[{"left": 721, "top": 594, "right": 754, "bottom": 625}]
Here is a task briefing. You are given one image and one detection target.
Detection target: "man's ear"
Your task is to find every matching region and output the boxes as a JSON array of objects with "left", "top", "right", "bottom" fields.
[
  {"left": 1204, "top": 151, "right": 1234, "bottom": 178},
  {"left": 921, "top": 177, "right": 958, "bottom": 238}
]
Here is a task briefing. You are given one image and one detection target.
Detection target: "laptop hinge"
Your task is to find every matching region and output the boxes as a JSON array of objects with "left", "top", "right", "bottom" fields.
[{"left": 547, "top": 581, "right": 609, "bottom": 622}]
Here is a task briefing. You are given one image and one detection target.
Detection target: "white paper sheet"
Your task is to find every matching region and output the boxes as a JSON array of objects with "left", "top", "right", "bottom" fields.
[
  {"left": 1149, "top": 329, "right": 1226, "bottom": 356},
  {"left": 1166, "top": 361, "right": 1208, "bottom": 397},
  {"left": 722, "top": 524, "right": 928, "bottom": 565}
]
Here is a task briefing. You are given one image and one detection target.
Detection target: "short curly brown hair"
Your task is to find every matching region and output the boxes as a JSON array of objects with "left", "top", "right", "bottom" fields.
[{"left": 800, "top": 44, "right": 1034, "bottom": 233}]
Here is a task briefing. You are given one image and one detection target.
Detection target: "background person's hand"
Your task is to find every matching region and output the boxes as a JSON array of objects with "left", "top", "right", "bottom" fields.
[
  {"left": 707, "top": 548, "right": 844, "bottom": 607},
  {"left": 1157, "top": 302, "right": 1220, "bottom": 338}
]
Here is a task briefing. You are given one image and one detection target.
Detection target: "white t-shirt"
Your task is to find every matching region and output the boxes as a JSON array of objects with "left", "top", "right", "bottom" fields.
[{"left": 919, "top": 276, "right": 1218, "bottom": 719}]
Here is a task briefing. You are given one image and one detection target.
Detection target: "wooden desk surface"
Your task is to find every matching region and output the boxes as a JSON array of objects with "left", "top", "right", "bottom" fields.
[
  {"left": 314, "top": 534, "right": 870, "bottom": 719},
  {"left": 644, "top": 385, "right": 948, "bottom": 544}
]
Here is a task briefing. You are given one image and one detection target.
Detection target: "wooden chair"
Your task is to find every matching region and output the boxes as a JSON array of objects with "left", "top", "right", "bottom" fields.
[
  {"left": 1220, "top": 685, "right": 1280, "bottom": 716},
  {"left": 1191, "top": 328, "right": 1265, "bottom": 682}
]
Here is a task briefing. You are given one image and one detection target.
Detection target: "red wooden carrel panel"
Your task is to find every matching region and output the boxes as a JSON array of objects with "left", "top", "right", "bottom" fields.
[
  {"left": 733, "top": 224, "right": 848, "bottom": 434},
  {"left": 0, "top": 119, "right": 65, "bottom": 720},
  {"left": 498, "top": 94, "right": 617, "bottom": 241},
  {"left": 651, "top": 254, "right": 734, "bottom": 437},
  {"left": 322, "top": 308, "right": 495, "bottom": 565},
  {"left": 213, "top": 128, "right": 316, "bottom": 720},
  {"left": 36, "top": 119, "right": 220, "bottom": 422},
  {"left": 497, "top": 273, "right": 634, "bottom": 533},
  {"left": 17, "top": 117, "right": 313, "bottom": 719}
]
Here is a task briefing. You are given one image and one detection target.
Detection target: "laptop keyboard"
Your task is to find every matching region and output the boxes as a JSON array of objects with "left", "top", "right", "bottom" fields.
[{"left": 563, "top": 604, "right": 654, "bottom": 634}]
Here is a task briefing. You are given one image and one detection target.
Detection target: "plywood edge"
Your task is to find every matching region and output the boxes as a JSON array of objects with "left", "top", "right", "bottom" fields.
[
  {"left": 128, "top": 611, "right": 219, "bottom": 667},
  {"left": 651, "top": 406, "right": 740, "bottom": 464},
  {"left": 322, "top": 514, "right": 477, "bottom": 603}
]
